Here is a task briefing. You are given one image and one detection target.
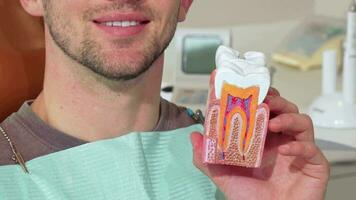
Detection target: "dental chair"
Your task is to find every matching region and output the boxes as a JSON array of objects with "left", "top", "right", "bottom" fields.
[{"left": 0, "top": 0, "right": 45, "bottom": 121}]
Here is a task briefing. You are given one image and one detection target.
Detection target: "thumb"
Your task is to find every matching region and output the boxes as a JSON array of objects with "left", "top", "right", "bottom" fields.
[{"left": 190, "top": 132, "right": 210, "bottom": 175}]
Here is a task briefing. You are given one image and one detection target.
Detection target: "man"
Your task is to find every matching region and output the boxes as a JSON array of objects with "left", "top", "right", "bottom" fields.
[{"left": 0, "top": 0, "right": 329, "bottom": 199}]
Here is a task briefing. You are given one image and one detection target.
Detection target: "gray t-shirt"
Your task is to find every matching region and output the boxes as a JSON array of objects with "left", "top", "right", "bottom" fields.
[{"left": 0, "top": 98, "right": 198, "bottom": 166}]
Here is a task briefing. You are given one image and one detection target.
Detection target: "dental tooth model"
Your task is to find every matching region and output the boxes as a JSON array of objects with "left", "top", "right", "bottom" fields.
[{"left": 203, "top": 46, "right": 270, "bottom": 168}]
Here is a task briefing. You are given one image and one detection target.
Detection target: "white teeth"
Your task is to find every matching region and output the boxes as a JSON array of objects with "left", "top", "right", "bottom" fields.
[
  {"left": 102, "top": 21, "right": 140, "bottom": 27},
  {"left": 113, "top": 21, "right": 122, "bottom": 27},
  {"left": 214, "top": 45, "right": 270, "bottom": 105},
  {"left": 105, "top": 22, "right": 113, "bottom": 26},
  {"left": 122, "top": 21, "right": 130, "bottom": 27}
]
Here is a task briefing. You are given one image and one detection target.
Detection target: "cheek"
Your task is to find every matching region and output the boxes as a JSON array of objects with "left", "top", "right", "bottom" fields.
[
  {"left": 60, "top": 0, "right": 86, "bottom": 14},
  {"left": 44, "top": 1, "right": 88, "bottom": 50},
  {"left": 50, "top": 0, "right": 87, "bottom": 26},
  {"left": 60, "top": 2, "right": 89, "bottom": 35},
  {"left": 153, "top": 1, "right": 180, "bottom": 33}
]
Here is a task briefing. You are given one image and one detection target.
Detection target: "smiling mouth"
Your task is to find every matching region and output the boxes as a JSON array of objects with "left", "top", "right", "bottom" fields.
[
  {"left": 93, "top": 20, "right": 150, "bottom": 28},
  {"left": 92, "top": 17, "right": 151, "bottom": 37}
]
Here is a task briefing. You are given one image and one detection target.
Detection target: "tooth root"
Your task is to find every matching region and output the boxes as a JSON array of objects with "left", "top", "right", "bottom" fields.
[
  {"left": 218, "top": 84, "right": 259, "bottom": 153},
  {"left": 204, "top": 74, "right": 270, "bottom": 168}
]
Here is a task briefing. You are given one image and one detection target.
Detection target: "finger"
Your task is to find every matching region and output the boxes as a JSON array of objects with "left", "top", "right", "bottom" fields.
[
  {"left": 278, "top": 141, "right": 326, "bottom": 165},
  {"left": 265, "top": 95, "right": 299, "bottom": 114},
  {"left": 190, "top": 132, "right": 210, "bottom": 175},
  {"left": 269, "top": 113, "right": 314, "bottom": 141},
  {"left": 267, "top": 87, "right": 280, "bottom": 97}
]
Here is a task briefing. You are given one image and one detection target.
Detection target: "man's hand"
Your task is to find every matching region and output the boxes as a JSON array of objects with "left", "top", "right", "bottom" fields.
[{"left": 190, "top": 87, "right": 330, "bottom": 200}]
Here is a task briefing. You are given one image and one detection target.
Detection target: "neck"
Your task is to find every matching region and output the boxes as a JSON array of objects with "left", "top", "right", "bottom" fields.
[{"left": 32, "top": 40, "right": 163, "bottom": 142}]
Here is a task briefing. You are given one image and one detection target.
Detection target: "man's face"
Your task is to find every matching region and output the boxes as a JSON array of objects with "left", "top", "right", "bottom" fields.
[{"left": 42, "top": 0, "right": 183, "bottom": 81}]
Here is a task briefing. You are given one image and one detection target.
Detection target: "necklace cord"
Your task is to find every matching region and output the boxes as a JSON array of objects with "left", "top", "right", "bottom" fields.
[{"left": 0, "top": 126, "right": 29, "bottom": 174}]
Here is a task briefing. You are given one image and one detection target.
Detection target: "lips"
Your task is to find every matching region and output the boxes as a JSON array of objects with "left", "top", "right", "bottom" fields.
[
  {"left": 92, "top": 12, "right": 151, "bottom": 37},
  {"left": 93, "top": 13, "right": 150, "bottom": 24}
]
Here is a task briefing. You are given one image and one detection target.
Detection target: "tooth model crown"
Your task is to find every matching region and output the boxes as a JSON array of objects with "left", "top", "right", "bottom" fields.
[{"left": 203, "top": 46, "right": 270, "bottom": 168}]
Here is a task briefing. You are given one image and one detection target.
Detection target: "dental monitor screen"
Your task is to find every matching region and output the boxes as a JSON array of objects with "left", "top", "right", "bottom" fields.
[
  {"left": 182, "top": 35, "right": 223, "bottom": 74},
  {"left": 170, "top": 29, "right": 231, "bottom": 111}
]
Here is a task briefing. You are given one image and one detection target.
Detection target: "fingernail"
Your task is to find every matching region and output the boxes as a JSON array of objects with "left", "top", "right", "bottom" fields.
[
  {"left": 264, "top": 96, "right": 273, "bottom": 104},
  {"left": 269, "top": 87, "right": 280, "bottom": 96}
]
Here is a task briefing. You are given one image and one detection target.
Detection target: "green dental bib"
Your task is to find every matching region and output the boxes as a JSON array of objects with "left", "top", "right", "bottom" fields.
[{"left": 0, "top": 124, "right": 223, "bottom": 200}]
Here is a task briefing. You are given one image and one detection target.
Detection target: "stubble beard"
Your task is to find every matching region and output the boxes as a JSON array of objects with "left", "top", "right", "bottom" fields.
[{"left": 42, "top": 1, "right": 178, "bottom": 82}]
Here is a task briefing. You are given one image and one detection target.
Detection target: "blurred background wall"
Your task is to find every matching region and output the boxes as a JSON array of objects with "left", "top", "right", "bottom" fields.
[
  {"left": 0, "top": 0, "right": 45, "bottom": 121},
  {"left": 182, "top": 0, "right": 349, "bottom": 28},
  {"left": 183, "top": 0, "right": 314, "bottom": 27},
  {"left": 315, "top": 0, "right": 350, "bottom": 18},
  {"left": 174, "top": 0, "right": 351, "bottom": 57},
  {"left": 163, "top": 0, "right": 352, "bottom": 90}
]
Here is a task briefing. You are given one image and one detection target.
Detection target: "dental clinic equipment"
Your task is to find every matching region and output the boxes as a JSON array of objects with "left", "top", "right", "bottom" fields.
[
  {"left": 167, "top": 29, "right": 231, "bottom": 112},
  {"left": 309, "top": 0, "right": 356, "bottom": 129},
  {"left": 343, "top": 0, "right": 356, "bottom": 105}
]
